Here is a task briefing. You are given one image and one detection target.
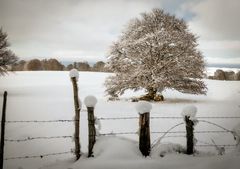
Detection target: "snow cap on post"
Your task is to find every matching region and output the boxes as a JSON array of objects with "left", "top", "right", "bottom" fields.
[
  {"left": 69, "top": 69, "right": 79, "bottom": 81},
  {"left": 84, "top": 95, "right": 98, "bottom": 108},
  {"left": 181, "top": 105, "right": 197, "bottom": 118},
  {"left": 135, "top": 101, "right": 152, "bottom": 114}
]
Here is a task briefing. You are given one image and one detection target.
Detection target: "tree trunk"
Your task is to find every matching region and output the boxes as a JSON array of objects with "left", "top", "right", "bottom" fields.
[
  {"left": 147, "top": 87, "right": 157, "bottom": 100},
  {"left": 139, "top": 88, "right": 164, "bottom": 101}
]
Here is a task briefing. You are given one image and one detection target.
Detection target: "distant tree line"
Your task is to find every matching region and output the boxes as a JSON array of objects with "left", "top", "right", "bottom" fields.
[
  {"left": 8, "top": 58, "right": 109, "bottom": 72},
  {"left": 208, "top": 69, "right": 240, "bottom": 81}
]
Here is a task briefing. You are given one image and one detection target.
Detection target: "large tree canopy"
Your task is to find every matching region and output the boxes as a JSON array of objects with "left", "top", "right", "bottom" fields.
[
  {"left": 105, "top": 9, "right": 207, "bottom": 101},
  {"left": 0, "top": 28, "right": 18, "bottom": 75}
]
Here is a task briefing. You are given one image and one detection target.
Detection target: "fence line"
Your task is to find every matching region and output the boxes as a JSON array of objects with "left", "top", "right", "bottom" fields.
[
  {"left": 4, "top": 151, "right": 72, "bottom": 160},
  {"left": 2, "top": 116, "right": 240, "bottom": 124},
  {"left": 97, "top": 116, "right": 240, "bottom": 120},
  {"left": 1, "top": 115, "right": 238, "bottom": 161},
  {"left": 195, "top": 144, "right": 236, "bottom": 147},
  {"left": 4, "top": 119, "right": 78, "bottom": 123},
  {"left": 5, "top": 136, "right": 73, "bottom": 142},
  {"left": 152, "top": 130, "right": 232, "bottom": 134},
  {"left": 4, "top": 130, "right": 232, "bottom": 142},
  {"left": 99, "top": 132, "right": 137, "bottom": 136}
]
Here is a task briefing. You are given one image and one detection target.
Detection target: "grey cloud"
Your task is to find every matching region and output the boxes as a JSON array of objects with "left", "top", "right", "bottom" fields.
[
  {"left": 0, "top": 0, "right": 164, "bottom": 61},
  {"left": 188, "top": 0, "right": 240, "bottom": 41},
  {"left": 184, "top": 0, "right": 240, "bottom": 64},
  {"left": 0, "top": 0, "right": 239, "bottom": 65}
]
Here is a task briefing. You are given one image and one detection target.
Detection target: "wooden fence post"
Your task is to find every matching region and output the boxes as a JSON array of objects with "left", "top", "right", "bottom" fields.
[
  {"left": 135, "top": 101, "right": 152, "bottom": 156},
  {"left": 182, "top": 105, "right": 197, "bottom": 155},
  {"left": 87, "top": 107, "right": 96, "bottom": 157},
  {"left": 1, "top": 91, "right": 7, "bottom": 169},
  {"left": 139, "top": 112, "right": 151, "bottom": 156},
  {"left": 69, "top": 69, "right": 81, "bottom": 160},
  {"left": 184, "top": 116, "right": 194, "bottom": 155},
  {"left": 84, "top": 95, "right": 97, "bottom": 157}
]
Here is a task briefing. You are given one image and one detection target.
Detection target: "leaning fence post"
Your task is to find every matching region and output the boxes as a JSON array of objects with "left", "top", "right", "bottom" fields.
[
  {"left": 69, "top": 69, "right": 81, "bottom": 160},
  {"left": 181, "top": 105, "right": 198, "bottom": 155},
  {"left": 84, "top": 95, "right": 98, "bottom": 157},
  {"left": 135, "top": 101, "right": 152, "bottom": 156},
  {"left": 1, "top": 91, "right": 7, "bottom": 169}
]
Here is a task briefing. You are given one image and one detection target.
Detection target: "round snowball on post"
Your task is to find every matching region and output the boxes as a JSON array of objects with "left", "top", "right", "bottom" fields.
[
  {"left": 69, "top": 69, "right": 79, "bottom": 81},
  {"left": 84, "top": 95, "right": 98, "bottom": 108},
  {"left": 135, "top": 101, "right": 152, "bottom": 114},
  {"left": 181, "top": 105, "right": 197, "bottom": 119}
]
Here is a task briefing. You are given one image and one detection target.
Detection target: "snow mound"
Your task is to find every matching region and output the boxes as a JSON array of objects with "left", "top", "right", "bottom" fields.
[
  {"left": 181, "top": 105, "right": 197, "bottom": 118},
  {"left": 135, "top": 101, "right": 152, "bottom": 114},
  {"left": 151, "top": 143, "right": 185, "bottom": 157},
  {"left": 69, "top": 69, "right": 79, "bottom": 80},
  {"left": 84, "top": 95, "right": 98, "bottom": 107},
  {"left": 93, "top": 136, "right": 141, "bottom": 160}
]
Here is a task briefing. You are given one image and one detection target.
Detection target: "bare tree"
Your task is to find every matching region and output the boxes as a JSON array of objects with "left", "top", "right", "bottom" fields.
[
  {"left": 0, "top": 28, "right": 18, "bottom": 75},
  {"left": 105, "top": 9, "right": 207, "bottom": 101}
]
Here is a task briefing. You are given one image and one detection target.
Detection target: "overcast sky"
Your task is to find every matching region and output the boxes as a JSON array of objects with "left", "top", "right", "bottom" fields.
[{"left": 0, "top": 0, "right": 240, "bottom": 65}]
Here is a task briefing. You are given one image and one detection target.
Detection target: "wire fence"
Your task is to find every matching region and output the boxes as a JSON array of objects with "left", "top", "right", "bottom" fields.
[
  {"left": 5, "top": 119, "right": 77, "bottom": 123},
  {"left": 3, "top": 116, "right": 240, "bottom": 124},
  {"left": 4, "top": 151, "right": 73, "bottom": 160},
  {"left": 5, "top": 136, "right": 73, "bottom": 142},
  {"left": 97, "top": 116, "right": 240, "bottom": 120},
  {"left": 2, "top": 115, "right": 239, "bottom": 160}
]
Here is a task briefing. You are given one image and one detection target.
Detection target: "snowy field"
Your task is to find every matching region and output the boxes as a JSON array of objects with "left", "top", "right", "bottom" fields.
[{"left": 0, "top": 69, "right": 240, "bottom": 169}]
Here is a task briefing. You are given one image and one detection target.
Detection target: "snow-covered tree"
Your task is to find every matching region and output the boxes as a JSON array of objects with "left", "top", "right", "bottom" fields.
[
  {"left": 105, "top": 9, "right": 207, "bottom": 101},
  {"left": 0, "top": 28, "right": 18, "bottom": 75}
]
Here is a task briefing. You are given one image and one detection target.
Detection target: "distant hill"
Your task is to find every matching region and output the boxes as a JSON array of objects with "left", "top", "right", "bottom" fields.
[{"left": 207, "top": 63, "right": 240, "bottom": 69}]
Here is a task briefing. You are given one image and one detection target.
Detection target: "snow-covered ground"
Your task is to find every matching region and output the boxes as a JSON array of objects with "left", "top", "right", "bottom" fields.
[{"left": 0, "top": 69, "right": 240, "bottom": 169}]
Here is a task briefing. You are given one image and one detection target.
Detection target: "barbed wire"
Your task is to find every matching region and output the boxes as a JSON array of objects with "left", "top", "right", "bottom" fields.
[
  {"left": 159, "top": 135, "right": 186, "bottom": 138},
  {"left": 97, "top": 116, "right": 240, "bottom": 121},
  {"left": 2, "top": 116, "right": 240, "bottom": 123},
  {"left": 197, "top": 116, "right": 240, "bottom": 119},
  {"left": 151, "top": 122, "right": 185, "bottom": 148},
  {"left": 152, "top": 130, "right": 232, "bottom": 134},
  {"left": 5, "top": 119, "right": 78, "bottom": 123},
  {"left": 4, "top": 151, "right": 72, "bottom": 160},
  {"left": 198, "top": 120, "right": 233, "bottom": 133},
  {"left": 5, "top": 130, "right": 232, "bottom": 143},
  {"left": 98, "top": 130, "right": 233, "bottom": 136},
  {"left": 99, "top": 132, "right": 137, "bottom": 135},
  {"left": 195, "top": 130, "right": 232, "bottom": 133},
  {"left": 195, "top": 144, "right": 236, "bottom": 147},
  {"left": 97, "top": 117, "right": 138, "bottom": 120},
  {"left": 5, "top": 136, "right": 73, "bottom": 142}
]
